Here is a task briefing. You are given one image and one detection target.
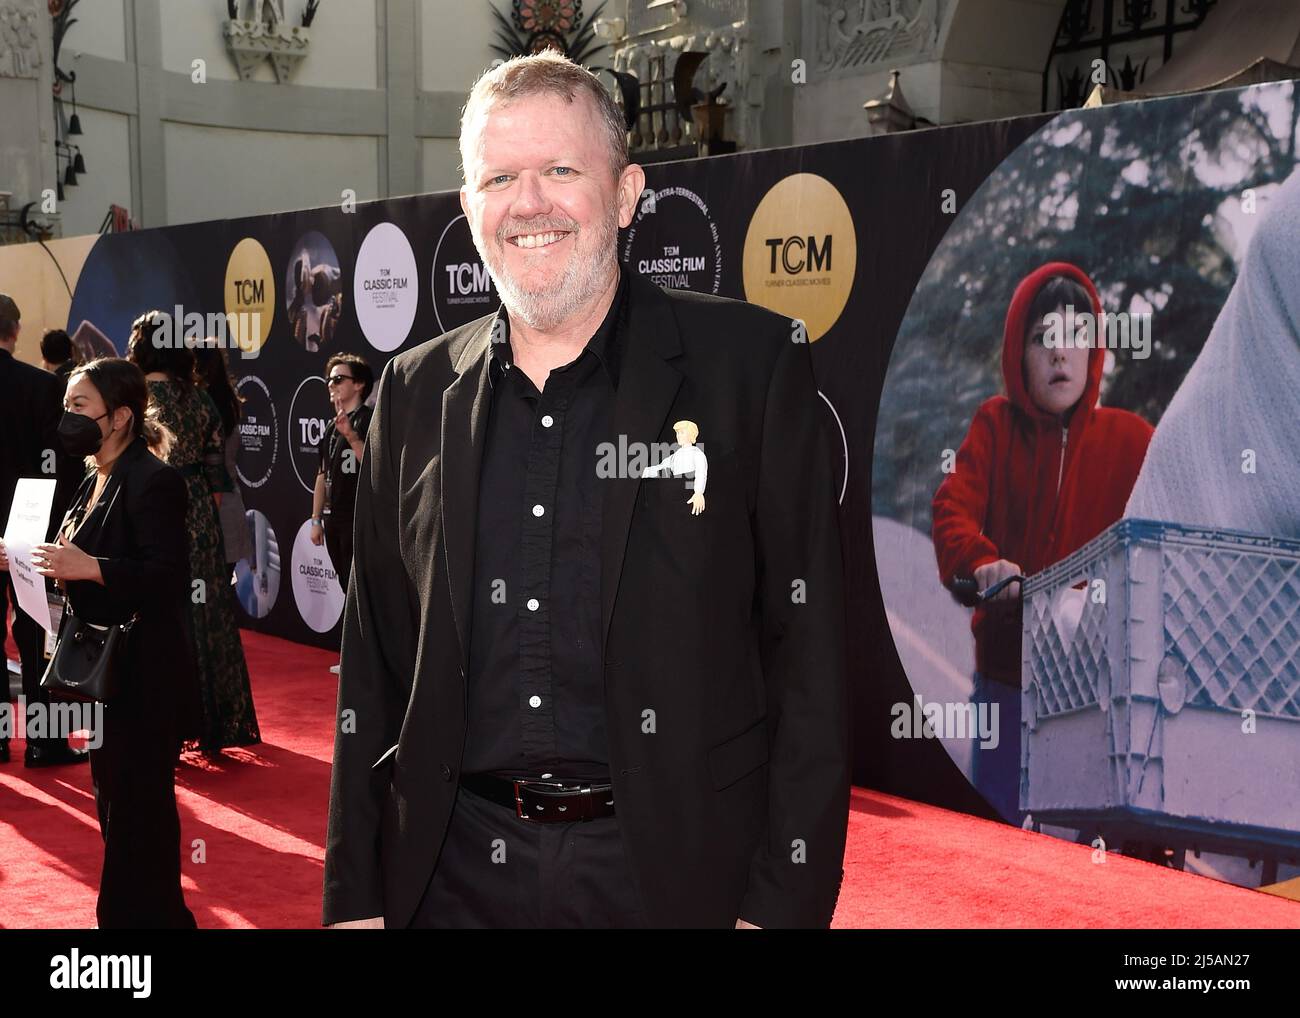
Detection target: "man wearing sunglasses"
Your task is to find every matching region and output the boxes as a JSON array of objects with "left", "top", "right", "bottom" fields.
[{"left": 312, "top": 355, "right": 375, "bottom": 617}]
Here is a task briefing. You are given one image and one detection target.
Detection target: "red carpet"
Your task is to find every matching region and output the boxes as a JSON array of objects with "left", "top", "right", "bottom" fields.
[
  {"left": 1, "top": 630, "right": 336, "bottom": 929},
  {"left": 2, "top": 629, "right": 1298, "bottom": 928},
  {"left": 836, "top": 787, "right": 1300, "bottom": 928}
]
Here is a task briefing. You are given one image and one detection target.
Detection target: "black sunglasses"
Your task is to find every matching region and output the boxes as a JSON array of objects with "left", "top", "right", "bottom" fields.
[{"left": 327, "top": 374, "right": 356, "bottom": 386}]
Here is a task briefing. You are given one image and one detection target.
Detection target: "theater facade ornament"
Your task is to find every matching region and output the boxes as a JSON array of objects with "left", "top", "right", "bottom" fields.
[
  {"left": 812, "top": 0, "right": 943, "bottom": 74},
  {"left": 222, "top": 0, "right": 318, "bottom": 83},
  {"left": 0, "top": 0, "right": 41, "bottom": 79}
]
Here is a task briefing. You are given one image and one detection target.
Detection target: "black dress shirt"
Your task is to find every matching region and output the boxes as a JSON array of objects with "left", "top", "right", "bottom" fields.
[{"left": 462, "top": 267, "right": 630, "bottom": 782}]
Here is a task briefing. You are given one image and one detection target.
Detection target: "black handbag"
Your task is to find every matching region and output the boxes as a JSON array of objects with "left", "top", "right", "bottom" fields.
[{"left": 39, "top": 599, "right": 138, "bottom": 704}]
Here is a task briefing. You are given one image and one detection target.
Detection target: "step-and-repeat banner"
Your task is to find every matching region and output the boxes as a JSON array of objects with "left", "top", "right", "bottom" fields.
[{"left": 29, "top": 78, "right": 1299, "bottom": 889}]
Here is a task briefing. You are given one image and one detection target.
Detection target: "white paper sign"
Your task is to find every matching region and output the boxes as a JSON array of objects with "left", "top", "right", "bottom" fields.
[{"left": 3, "top": 478, "right": 57, "bottom": 634}]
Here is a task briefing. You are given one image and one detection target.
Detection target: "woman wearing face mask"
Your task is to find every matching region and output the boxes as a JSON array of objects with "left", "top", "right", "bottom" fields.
[{"left": 30, "top": 357, "right": 200, "bottom": 928}]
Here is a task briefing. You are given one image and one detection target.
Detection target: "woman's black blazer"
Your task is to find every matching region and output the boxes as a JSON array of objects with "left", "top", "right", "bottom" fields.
[{"left": 62, "top": 435, "right": 201, "bottom": 735}]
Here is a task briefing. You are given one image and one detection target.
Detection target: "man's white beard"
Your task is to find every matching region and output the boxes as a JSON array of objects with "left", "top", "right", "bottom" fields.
[{"left": 475, "top": 207, "right": 618, "bottom": 332}]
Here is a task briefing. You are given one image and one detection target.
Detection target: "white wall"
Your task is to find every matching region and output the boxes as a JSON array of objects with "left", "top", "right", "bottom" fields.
[
  {"left": 57, "top": 107, "right": 133, "bottom": 237},
  {"left": 162, "top": 122, "right": 380, "bottom": 223},
  {"left": 419, "top": 0, "right": 496, "bottom": 92},
  {"left": 421, "top": 136, "right": 462, "bottom": 194},
  {"left": 65, "top": 0, "right": 127, "bottom": 63}
]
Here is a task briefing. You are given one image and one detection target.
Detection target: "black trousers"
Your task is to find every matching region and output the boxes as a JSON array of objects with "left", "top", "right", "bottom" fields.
[
  {"left": 89, "top": 705, "right": 196, "bottom": 929},
  {"left": 324, "top": 516, "right": 353, "bottom": 595},
  {"left": 409, "top": 783, "right": 648, "bottom": 928},
  {"left": 2, "top": 573, "right": 61, "bottom": 750}
]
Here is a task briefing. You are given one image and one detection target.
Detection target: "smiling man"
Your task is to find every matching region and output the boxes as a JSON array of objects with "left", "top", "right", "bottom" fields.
[{"left": 323, "top": 51, "right": 849, "bottom": 929}]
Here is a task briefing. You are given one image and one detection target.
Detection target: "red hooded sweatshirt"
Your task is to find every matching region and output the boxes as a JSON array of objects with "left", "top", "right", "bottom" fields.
[{"left": 931, "top": 262, "right": 1153, "bottom": 684}]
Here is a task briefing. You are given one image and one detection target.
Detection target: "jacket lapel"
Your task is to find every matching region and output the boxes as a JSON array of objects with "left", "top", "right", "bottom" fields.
[
  {"left": 73, "top": 438, "right": 145, "bottom": 538},
  {"left": 440, "top": 318, "right": 495, "bottom": 674},
  {"left": 601, "top": 272, "right": 684, "bottom": 655}
]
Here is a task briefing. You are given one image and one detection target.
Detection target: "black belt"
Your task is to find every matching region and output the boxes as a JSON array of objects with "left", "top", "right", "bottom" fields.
[{"left": 460, "top": 773, "right": 616, "bottom": 823}]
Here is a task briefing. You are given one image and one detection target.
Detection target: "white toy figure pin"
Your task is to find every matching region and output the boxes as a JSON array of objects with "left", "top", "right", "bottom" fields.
[{"left": 641, "top": 419, "right": 708, "bottom": 515}]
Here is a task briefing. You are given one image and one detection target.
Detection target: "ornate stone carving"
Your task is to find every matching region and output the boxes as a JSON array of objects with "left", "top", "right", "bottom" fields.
[
  {"left": 812, "top": 0, "right": 942, "bottom": 73},
  {"left": 0, "top": 1, "right": 41, "bottom": 79},
  {"left": 223, "top": 0, "right": 312, "bottom": 83},
  {"left": 627, "top": 0, "right": 747, "bottom": 36}
]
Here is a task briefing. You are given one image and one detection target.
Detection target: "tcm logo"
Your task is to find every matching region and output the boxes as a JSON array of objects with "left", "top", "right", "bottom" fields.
[
  {"left": 299, "top": 417, "right": 328, "bottom": 446},
  {"left": 764, "top": 235, "right": 832, "bottom": 275},
  {"left": 444, "top": 261, "right": 493, "bottom": 295},
  {"left": 230, "top": 277, "right": 266, "bottom": 305},
  {"left": 223, "top": 237, "right": 274, "bottom": 354},
  {"left": 742, "top": 173, "right": 856, "bottom": 342}
]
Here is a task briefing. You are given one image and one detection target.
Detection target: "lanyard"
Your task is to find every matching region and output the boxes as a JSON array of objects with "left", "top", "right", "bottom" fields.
[
  {"left": 325, "top": 407, "right": 363, "bottom": 510},
  {"left": 327, "top": 407, "right": 362, "bottom": 465}
]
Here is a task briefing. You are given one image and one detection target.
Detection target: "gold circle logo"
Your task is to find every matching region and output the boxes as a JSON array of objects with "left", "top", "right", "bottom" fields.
[
  {"left": 224, "top": 237, "right": 275, "bottom": 355},
  {"left": 742, "top": 173, "right": 856, "bottom": 342}
]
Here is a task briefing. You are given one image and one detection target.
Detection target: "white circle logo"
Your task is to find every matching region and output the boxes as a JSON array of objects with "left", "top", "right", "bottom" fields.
[
  {"left": 290, "top": 518, "right": 345, "bottom": 633},
  {"left": 353, "top": 221, "right": 418, "bottom": 352}
]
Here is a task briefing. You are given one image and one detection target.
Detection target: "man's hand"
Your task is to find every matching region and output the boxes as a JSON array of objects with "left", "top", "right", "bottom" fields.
[
  {"left": 335, "top": 409, "right": 356, "bottom": 442},
  {"left": 310, "top": 521, "right": 325, "bottom": 547},
  {"left": 973, "top": 558, "right": 1022, "bottom": 602},
  {"left": 329, "top": 916, "right": 384, "bottom": 929},
  {"left": 0, "top": 538, "right": 8, "bottom": 572},
  {"left": 735, "top": 918, "right": 762, "bottom": 929}
]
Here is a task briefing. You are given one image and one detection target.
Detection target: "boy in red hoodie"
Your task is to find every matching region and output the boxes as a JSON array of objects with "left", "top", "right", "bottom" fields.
[{"left": 932, "top": 262, "right": 1152, "bottom": 822}]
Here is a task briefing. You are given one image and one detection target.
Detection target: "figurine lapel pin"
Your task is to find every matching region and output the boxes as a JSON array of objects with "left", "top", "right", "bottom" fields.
[{"left": 640, "top": 419, "right": 708, "bottom": 515}]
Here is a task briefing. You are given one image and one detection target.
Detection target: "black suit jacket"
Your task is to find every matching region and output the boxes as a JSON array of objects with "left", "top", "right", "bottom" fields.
[
  {"left": 0, "top": 349, "right": 82, "bottom": 541},
  {"left": 323, "top": 270, "right": 850, "bottom": 928},
  {"left": 63, "top": 437, "right": 201, "bottom": 735}
]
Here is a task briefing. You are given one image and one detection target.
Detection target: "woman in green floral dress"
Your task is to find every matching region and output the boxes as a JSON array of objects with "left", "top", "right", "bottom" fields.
[{"left": 127, "top": 312, "right": 261, "bottom": 752}]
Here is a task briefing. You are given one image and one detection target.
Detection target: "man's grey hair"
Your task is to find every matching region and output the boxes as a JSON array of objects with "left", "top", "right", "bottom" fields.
[{"left": 459, "top": 50, "right": 629, "bottom": 185}]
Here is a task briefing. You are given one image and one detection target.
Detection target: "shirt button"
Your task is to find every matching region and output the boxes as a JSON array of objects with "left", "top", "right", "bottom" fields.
[
  {"left": 541, "top": 414, "right": 554, "bottom": 428},
  {"left": 440, "top": 763, "right": 452, "bottom": 780},
  {"left": 529, "top": 695, "right": 542, "bottom": 708},
  {"left": 532, "top": 504, "right": 544, "bottom": 517},
  {"left": 527, "top": 598, "right": 540, "bottom": 611}
]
